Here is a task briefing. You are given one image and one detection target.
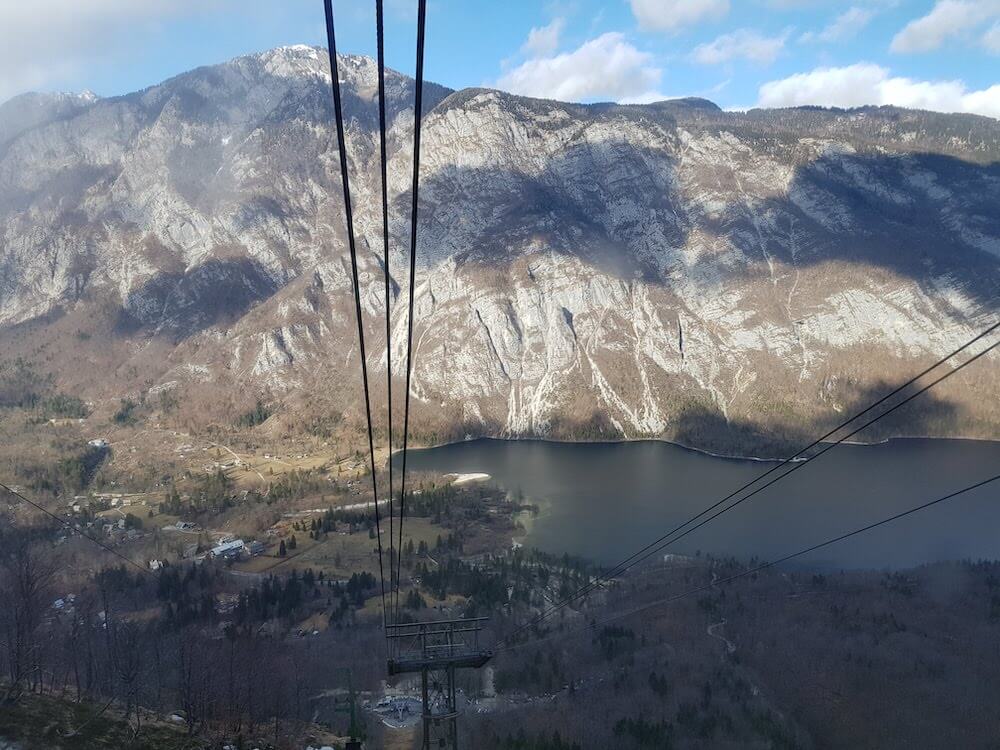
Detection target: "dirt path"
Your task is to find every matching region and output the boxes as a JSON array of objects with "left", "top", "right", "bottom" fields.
[{"left": 707, "top": 619, "right": 736, "bottom": 654}]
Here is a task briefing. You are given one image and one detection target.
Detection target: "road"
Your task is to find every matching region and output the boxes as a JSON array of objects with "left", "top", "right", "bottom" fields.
[{"left": 707, "top": 619, "right": 736, "bottom": 654}]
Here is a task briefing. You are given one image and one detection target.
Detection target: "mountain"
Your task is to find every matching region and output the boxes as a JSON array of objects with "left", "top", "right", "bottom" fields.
[
  {"left": 0, "top": 90, "right": 100, "bottom": 151},
  {"left": 1, "top": 46, "right": 999, "bottom": 454}
]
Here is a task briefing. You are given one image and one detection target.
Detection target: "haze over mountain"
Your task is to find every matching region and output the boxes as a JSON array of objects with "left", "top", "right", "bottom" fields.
[{"left": 1, "top": 45, "right": 998, "bottom": 453}]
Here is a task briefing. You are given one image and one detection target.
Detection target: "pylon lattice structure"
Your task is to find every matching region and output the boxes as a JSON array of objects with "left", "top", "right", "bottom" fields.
[{"left": 386, "top": 617, "right": 492, "bottom": 749}]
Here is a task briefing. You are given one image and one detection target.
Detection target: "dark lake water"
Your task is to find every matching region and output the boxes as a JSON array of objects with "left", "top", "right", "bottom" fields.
[{"left": 405, "top": 438, "right": 1000, "bottom": 570}]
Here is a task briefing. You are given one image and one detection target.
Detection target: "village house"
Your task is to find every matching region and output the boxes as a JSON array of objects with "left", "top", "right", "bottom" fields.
[
  {"left": 246, "top": 540, "right": 266, "bottom": 557},
  {"left": 209, "top": 538, "right": 245, "bottom": 561}
]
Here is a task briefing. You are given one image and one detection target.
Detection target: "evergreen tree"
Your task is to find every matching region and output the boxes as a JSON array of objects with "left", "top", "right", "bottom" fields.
[{"left": 405, "top": 588, "right": 424, "bottom": 610}]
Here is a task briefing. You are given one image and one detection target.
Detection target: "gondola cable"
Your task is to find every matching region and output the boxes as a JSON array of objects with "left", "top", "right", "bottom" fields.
[
  {"left": 375, "top": 0, "right": 396, "bottom": 636},
  {"left": 499, "top": 471, "right": 1000, "bottom": 653},
  {"left": 322, "top": 0, "right": 389, "bottom": 636},
  {"left": 1, "top": 480, "right": 152, "bottom": 577},
  {"left": 498, "top": 325, "right": 1000, "bottom": 647},
  {"left": 586, "top": 318, "right": 1000, "bottom": 593},
  {"left": 394, "top": 0, "right": 428, "bottom": 626}
]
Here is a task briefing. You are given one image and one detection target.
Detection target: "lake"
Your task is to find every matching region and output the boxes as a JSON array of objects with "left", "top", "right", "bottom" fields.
[{"left": 405, "top": 437, "right": 1000, "bottom": 570}]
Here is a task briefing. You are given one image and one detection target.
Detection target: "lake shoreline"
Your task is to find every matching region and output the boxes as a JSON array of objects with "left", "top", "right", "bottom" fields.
[
  {"left": 404, "top": 436, "right": 1000, "bottom": 570},
  {"left": 397, "top": 433, "right": 1000, "bottom": 465}
]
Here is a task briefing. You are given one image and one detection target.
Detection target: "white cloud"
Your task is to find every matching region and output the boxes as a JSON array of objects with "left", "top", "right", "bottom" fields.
[
  {"left": 801, "top": 6, "right": 875, "bottom": 43},
  {"left": 629, "top": 0, "right": 730, "bottom": 33},
  {"left": 496, "top": 32, "right": 662, "bottom": 103},
  {"left": 0, "top": 0, "right": 226, "bottom": 103},
  {"left": 757, "top": 63, "right": 1000, "bottom": 119},
  {"left": 890, "top": 0, "right": 1000, "bottom": 54},
  {"left": 984, "top": 21, "right": 1000, "bottom": 53},
  {"left": 385, "top": 0, "right": 418, "bottom": 21},
  {"left": 522, "top": 18, "right": 566, "bottom": 58},
  {"left": 691, "top": 29, "right": 789, "bottom": 65},
  {"left": 765, "top": 0, "right": 825, "bottom": 7},
  {"left": 961, "top": 84, "right": 1000, "bottom": 117},
  {"left": 618, "top": 90, "right": 671, "bottom": 105}
]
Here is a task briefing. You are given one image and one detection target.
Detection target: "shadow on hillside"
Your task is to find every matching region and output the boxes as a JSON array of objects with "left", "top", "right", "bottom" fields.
[
  {"left": 404, "top": 138, "right": 1000, "bottom": 310},
  {"left": 694, "top": 150, "right": 1000, "bottom": 308},
  {"left": 404, "top": 139, "right": 684, "bottom": 283},
  {"left": 671, "top": 374, "right": 964, "bottom": 459},
  {"left": 115, "top": 257, "right": 279, "bottom": 342}
]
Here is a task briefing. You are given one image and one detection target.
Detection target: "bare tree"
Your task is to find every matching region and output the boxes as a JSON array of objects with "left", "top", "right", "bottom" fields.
[
  {"left": 177, "top": 631, "right": 212, "bottom": 736},
  {"left": 111, "top": 620, "right": 144, "bottom": 733},
  {"left": 0, "top": 535, "right": 56, "bottom": 704}
]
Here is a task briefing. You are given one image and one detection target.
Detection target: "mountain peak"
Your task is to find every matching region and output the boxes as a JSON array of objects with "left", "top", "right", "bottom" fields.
[
  {"left": 242, "top": 47, "right": 393, "bottom": 90},
  {"left": 252, "top": 44, "right": 327, "bottom": 80},
  {"left": 0, "top": 46, "right": 998, "bottom": 452},
  {"left": 270, "top": 44, "right": 321, "bottom": 57},
  {"left": 0, "top": 89, "right": 101, "bottom": 146}
]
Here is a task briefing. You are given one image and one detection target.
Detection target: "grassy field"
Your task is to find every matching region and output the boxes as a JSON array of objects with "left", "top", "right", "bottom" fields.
[
  {"left": 0, "top": 693, "right": 195, "bottom": 750},
  {"left": 0, "top": 690, "right": 354, "bottom": 750},
  {"left": 237, "top": 516, "right": 449, "bottom": 580}
]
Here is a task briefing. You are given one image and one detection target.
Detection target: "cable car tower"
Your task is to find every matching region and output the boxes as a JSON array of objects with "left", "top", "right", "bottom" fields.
[
  {"left": 387, "top": 617, "right": 493, "bottom": 749},
  {"left": 321, "top": 0, "right": 493, "bottom": 746}
]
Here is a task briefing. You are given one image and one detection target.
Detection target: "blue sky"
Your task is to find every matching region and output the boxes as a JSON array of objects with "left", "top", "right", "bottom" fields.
[{"left": 2, "top": 1, "right": 999, "bottom": 118}]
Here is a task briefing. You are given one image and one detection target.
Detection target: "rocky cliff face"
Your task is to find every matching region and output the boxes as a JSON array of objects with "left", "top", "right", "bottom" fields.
[{"left": 1, "top": 46, "right": 998, "bottom": 452}]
